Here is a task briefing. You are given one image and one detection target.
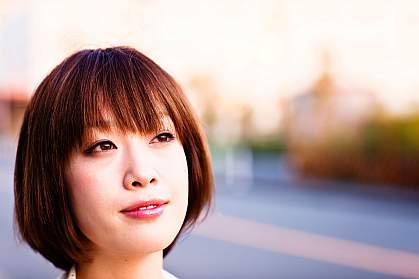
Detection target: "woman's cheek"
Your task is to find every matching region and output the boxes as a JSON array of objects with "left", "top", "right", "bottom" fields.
[{"left": 67, "top": 160, "right": 114, "bottom": 220}]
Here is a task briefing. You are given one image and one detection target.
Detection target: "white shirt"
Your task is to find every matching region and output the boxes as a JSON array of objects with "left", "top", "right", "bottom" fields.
[{"left": 57, "top": 266, "right": 179, "bottom": 279}]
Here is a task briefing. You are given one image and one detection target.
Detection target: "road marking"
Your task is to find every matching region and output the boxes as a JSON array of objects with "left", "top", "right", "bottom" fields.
[{"left": 193, "top": 212, "right": 419, "bottom": 279}]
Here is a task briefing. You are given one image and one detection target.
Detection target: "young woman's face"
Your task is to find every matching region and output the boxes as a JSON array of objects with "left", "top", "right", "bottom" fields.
[{"left": 65, "top": 117, "right": 188, "bottom": 257}]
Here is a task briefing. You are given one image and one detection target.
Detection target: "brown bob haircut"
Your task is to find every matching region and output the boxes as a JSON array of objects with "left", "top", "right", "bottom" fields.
[{"left": 14, "top": 46, "right": 213, "bottom": 271}]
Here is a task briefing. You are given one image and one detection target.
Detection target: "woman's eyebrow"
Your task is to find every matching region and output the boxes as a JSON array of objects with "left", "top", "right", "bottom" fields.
[
  {"left": 160, "top": 116, "right": 175, "bottom": 129},
  {"left": 89, "top": 119, "right": 114, "bottom": 128},
  {"left": 83, "top": 119, "right": 109, "bottom": 130}
]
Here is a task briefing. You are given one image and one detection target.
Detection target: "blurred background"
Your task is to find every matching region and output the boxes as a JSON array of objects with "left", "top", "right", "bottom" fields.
[{"left": 1, "top": 0, "right": 419, "bottom": 278}]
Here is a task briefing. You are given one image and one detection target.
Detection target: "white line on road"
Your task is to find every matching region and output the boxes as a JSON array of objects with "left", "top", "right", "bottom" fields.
[{"left": 193, "top": 212, "right": 419, "bottom": 279}]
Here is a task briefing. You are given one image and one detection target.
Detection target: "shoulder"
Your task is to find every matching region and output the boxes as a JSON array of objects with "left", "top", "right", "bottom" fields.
[{"left": 163, "top": 269, "right": 179, "bottom": 279}]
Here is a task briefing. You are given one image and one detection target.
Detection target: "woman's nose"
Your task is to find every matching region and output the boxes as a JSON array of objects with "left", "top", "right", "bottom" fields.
[
  {"left": 123, "top": 148, "right": 158, "bottom": 190},
  {"left": 124, "top": 171, "right": 157, "bottom": 190}
]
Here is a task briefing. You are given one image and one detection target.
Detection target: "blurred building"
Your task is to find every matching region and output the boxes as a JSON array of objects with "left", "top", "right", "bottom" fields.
[
  {"left": 281, "top": 52, "right": 388, "bottom": 182},
  {"left": 282, "top": 52, "right": 380, "bottom": 149}
]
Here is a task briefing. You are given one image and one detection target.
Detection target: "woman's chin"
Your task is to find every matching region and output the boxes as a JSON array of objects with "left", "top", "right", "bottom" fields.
[{"left": 102, "top": 233, "right": 176, "bottom": 256}]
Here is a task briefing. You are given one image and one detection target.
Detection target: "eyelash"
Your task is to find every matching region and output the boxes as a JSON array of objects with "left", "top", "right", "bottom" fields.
[
  {"left": 84, "top": 132, "right": 176, "bottom": 154},
  {"left": 151, "top": 132, "right": 176, "bottom": 144},
  {"left": 84, "top": 140, "right": 116, "bottom": 154}
]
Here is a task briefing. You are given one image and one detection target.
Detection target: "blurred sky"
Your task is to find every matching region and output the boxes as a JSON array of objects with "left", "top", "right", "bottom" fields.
[{"left": 2, "top": 0, "right": 419, "bottom": 132}]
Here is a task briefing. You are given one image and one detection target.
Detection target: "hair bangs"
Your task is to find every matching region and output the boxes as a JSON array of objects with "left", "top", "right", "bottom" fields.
[{"left": 71, "top": 49, "right": 171, "bottom": 147}]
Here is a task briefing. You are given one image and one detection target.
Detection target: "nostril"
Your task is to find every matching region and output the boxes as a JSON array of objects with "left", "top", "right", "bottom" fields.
[
  {"left": 128, "top": 175, "right": 156, "bottom": 189},
  {"left": 131, "top": 181, "right": 142, "bottom": 187}
]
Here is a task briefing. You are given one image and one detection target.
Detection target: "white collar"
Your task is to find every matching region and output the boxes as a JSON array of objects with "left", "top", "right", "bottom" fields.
[{"left": 58, "top": 266, "right": 179, "bottom": 279}]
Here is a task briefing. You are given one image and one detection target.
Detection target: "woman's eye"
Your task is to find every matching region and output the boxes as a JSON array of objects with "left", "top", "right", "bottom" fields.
[
  {"left": 85, "top": 140, "right": 117, "bottom": 154},
  {"left": 151, "top": 132, "right": 175, "bottom": 144}
]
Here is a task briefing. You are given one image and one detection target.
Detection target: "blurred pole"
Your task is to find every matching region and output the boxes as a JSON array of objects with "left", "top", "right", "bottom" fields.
[{"left": 224, "top": 146, "right": 253, "bottom": 194}]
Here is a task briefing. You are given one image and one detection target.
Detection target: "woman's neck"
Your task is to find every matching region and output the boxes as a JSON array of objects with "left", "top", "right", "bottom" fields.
[{"left": 76, "top": 250, "right": 164, "bottom": 279}]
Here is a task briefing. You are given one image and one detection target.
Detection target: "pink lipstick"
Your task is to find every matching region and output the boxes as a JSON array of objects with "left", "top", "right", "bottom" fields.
[{"left": 120, "top": 199, "right": 169, "bottom": 219}]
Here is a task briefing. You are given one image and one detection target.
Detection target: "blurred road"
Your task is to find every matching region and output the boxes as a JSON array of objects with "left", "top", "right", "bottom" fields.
[{"left": 1, "top": 137, "right": 419, "bottom": 279}]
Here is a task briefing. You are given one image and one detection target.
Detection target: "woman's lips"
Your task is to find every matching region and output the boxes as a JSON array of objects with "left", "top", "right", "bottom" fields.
[{"left": 120, "top": 199, "right": 169, "bottom": 219}]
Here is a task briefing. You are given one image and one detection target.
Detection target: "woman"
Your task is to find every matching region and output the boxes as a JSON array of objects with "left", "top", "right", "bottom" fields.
[{"left": 14, "top": 46, "right": 213, "bottom": 279}]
